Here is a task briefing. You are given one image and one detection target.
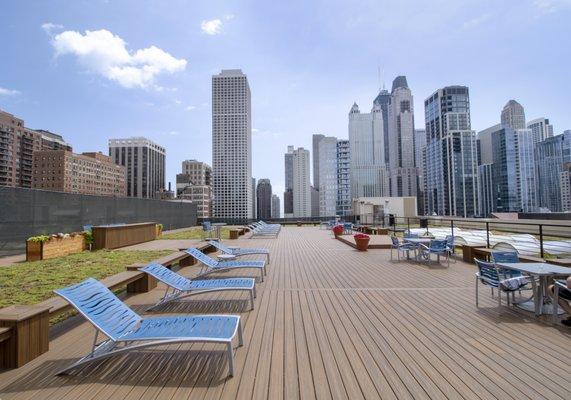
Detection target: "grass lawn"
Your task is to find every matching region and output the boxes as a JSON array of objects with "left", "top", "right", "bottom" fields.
[
  {"left": 0, "top": 249, "right": 171, "bottom": 309},
  {"left": 160, "top": 226, "right": 231, "bottom": 240}
]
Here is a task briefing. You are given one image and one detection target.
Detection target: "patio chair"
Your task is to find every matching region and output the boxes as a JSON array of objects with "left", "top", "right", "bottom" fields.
[
  {"left": 418, "top": 239, "right": 450, "bottom": 266},
  {"left": 208, "top": 240, "right": 270, "bottom": 263},
  {"left": 140, "top": 263, "right": 256, "bottom": 310},
  {"left": 202, "top": 221, "right": 215, "bottom": 240},
  {"left": 474, "top": 258, "right": 531, "bottom": 309},
  {"left": 249, "top": 223, "right": 280, "bottom": 238},
  {"left": 54, "top": 278, "right": 243, "bottom": 377},
  {"left": 490, "top": 251, "right": 523, "bottom": 278},
  {"left": 390, "top": 236, "right": 417, "bottom": 260},
  {"left": 445, "top": 235, "right": 457, "bottom": 263},
  {"left": 185, "top": 247, "right": 267, "bottom": 281}
]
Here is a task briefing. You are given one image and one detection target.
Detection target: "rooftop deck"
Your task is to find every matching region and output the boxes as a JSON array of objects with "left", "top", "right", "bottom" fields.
[{"left": 1, "top": 227, "right": 570, "bottom": 399}]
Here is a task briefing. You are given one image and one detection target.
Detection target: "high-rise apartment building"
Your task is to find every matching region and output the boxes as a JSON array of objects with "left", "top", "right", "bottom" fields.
[
  {"left": 317, "top": 136, "right": 338, "bottom": 216},
  {"left": 256, "top": 179, "right": 272, "bottom": 220},
  {"left": 271, "top": 194, "right": 280, "bottom": 218},
  {"left": 312, "top": 134, "right": 325, "bottom": 189},
  {"left": 292, "top": 147, "right": 311, "bottom": 217},
  {"left": 388, "top": 76, "right": 417, "bottom": 197},
  {"left": 478, "top": 164, "right": 494, "bottom": 217},
  {"left": 336, "top": 139, "right": 351, "bottom": 216},
  {"left": 527, "top": 117, "right": 554, "bottom": 144},
  {"left": 535, "top": 132, "right": 571, "bottom": 212},
  {"left": 35, "top": 129, "right": 72, "bottom": 152},
  {"left": 181, "top": 160, "right": 212, "bottom": 186},
  {"left": 283, "top": 145, "right": 294, "bottom": 217},
  {"left": 501, "top": 100, "right": 526, "bottom": 130},
  {"left": 251, "top": 178, "right": 257, "bottom": 220},
  {"left": 348, "top": 102, "right": 388, "bottom": 198},
  {"left": 109, "top": 137, "right": 165, "bottom": 198},
  {"left": 561, "top": 163, "right": 571, "bottom": 212},
  {"left": 177, "top": 159, "right": 213, "bottom": 218},
  {"left": 424, "top": 86, "right": 479, "bottom": 217},
  {"left": 212, "top": 69, "right": 252, "bottom": 219},
  {"left": 32, "top": 150, "right": 126, "bottom": 196},
  {"left": 477, "top": 123, "right": 502, "bottom": 165}
]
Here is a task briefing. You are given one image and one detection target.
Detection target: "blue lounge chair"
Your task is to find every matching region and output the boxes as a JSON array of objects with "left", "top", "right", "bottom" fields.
[
  {"left": 208, "top": 240, "right": 270, "bottom": 264},
  {"left": 54, "top": 278, "right": 243, "bottom": 377},
  {"left": 186, "top": 247, "right": 267, "bottom": 282},
  {"left": 249, "top": 223, "right": 280, "bottom": 238},
  {"left": 140, "top": 263, "right": 256, "bottom": 310}
]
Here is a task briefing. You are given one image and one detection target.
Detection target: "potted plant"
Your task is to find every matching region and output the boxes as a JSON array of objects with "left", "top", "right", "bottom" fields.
[
  {"left": 354, "top": 233, "right": 370, "bottom": 251},
  {"left": 156, "top": 223, "right": 163, "bottom": 237},
  {"left": 332, "top": 225, "right": 344, "bottom": 237},
  {"left": 296, "top": 221, "right": 302, "bottom": 227}
]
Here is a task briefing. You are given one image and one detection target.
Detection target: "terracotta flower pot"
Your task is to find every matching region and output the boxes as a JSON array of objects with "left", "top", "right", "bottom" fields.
[{"left": 355, "top": 237, "right": 370, "bottom": 251}]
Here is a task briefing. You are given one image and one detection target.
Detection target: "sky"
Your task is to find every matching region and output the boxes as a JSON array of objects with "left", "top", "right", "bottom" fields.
[{"left": 1, "top": 0, "right": 571, "bottom": 208}]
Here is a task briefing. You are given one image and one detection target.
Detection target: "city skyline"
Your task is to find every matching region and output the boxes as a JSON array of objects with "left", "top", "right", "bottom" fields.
[{"left": 1, "top": 1, "right": 570, "bottom": 205}]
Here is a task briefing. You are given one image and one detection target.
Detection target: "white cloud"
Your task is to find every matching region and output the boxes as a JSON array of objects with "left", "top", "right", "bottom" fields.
[
  {"left": 49, "top": 29, "right": 187, "bottom": 89},
  {"left": 533, "top": 0, "right": 571, "bottom": 14},
  {"left": 41, "top": 22, "right": 64, "bottom": 34},
  {"left": 163, "top": 130, "right": 180, "bottom": 136},
  {"left": 185, "top": 105, "right": 196, "bottom": 111},
  {"left": 462, "top": 13, "right": 491, "bottom": 29},
  {"left": 201, "top": 19, "right": 223, "bottom": 35},
  {"left": 0, "top": 87, "right": 20, "bottom": 96}
]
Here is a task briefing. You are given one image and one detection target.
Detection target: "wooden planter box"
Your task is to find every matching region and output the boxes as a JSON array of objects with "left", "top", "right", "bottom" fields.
[{"left": 26, "top": 235, "right": 86, "bottom": 262}]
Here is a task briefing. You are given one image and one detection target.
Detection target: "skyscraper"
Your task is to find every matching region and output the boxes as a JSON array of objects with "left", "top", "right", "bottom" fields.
[
  {"left": 424, "top": 86, "right": 479, "bottom": 217},
  {"left": 292, "top": 147, "right": 311, "bottom": 217},
  {"left": 283, "top": 145, "right": 294, "bottom": 217},
  {"left": 109, "top": 137, "right": 165, "bottom": 198},
  {"left": 388, "top": 76, "right": 417, "bottom": 197},
  {"left": 271, "top": 194, "right": 281, "bottom": 218},
  {"left": 312, "top": 134, "right": 325, "bottom": 189},
  {"left": 527, "top": 117, "right": 554, "bottom": 144},
  {"left": 348, "top": 102, "right": 388, "bottom": 198},
  {"left": 336, "top": 139, "right": 352, "bottom": 216},
  {"left": 256, "top": 179, "right": 272, "bottom": 220},
  {"left": 181, "top": 160, "right": 212, "bottom": 186},
  {"left": 317, "top": 136, "right": 338, "bottom": 216},
  {"left": 251, "top": 177, "right": 257, "bottom": 220},
  {"left": 373, "top": 88, "right": 391, "bottom": 165},
  {"left": 535, "top": 132, "right": 571, "bottom": 211},
  {"left": 561, "top": 163, "right": 571, "bottom": 212},
  {"left": 212, "top": 69, "right": 252, "bottom": 219},
  {"left": 501, "top": 100, "right": 526, "bottom": 130},
  {"left": 414, "top": 129, "right": 426, "bottom": 214}
]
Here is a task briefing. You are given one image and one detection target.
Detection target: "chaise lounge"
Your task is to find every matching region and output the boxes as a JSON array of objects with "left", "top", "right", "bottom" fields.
[
  {"left": 186, "top": 247, "right": 267, "bottom": 281},
  {"left": 208, "top": 240, "right": 270, "bottom": 264},
  {"left": 140, "top": 262, "right": 256, "bottom": 310},
  {"left": 54, "top": 278, "right": 243, "bottom": 377}
]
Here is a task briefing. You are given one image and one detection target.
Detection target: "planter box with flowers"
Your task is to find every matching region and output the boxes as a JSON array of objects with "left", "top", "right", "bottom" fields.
[
  {"left": 353, "top": 233, "right": 370, "bottom": 251},
  {"left": 332, "top": 224, "right": 344, "bottom": 237},
  {"left": 26, "top": 232, "right": 86, "bottom": 262}
]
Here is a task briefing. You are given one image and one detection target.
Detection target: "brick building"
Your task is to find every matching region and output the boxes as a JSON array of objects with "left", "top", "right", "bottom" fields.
[{"left": 32, "top": 150, "right": 126, "bottom": 196}]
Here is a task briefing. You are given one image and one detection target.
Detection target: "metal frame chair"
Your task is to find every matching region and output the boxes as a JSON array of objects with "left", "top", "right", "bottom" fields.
[
  {"left": 390, "top": 236, "right": 417, "bottom": 260},
  {"left": 140, "top": 263, "right": 256, "bottom": 310},
  {"left": 418, "top": 239, "right": 450, "bottom": 266},
  {"left": 186, "top": 247, "right": 267, "bottom": 281},
  {"left": 474, "top": 258, "right": 531, "bottom": 310},
  {"left": 208, "top": 240, "right": 270, "bottom": 264},
  {"left": 54, "top": 278, "right": 243, "bottom": 377}
]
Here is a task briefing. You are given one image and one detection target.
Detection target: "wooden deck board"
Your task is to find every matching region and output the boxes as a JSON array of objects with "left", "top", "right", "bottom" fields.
[{"left": 1, "top": 226, "right": 570, "bottom": 400}]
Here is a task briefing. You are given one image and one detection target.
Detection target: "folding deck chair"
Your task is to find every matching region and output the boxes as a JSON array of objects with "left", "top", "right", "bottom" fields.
[
  {"left": 54, "top": 278, "right": 243, "bottom": 377},
  {"left": 140, "top": 262, "right": 256, "bottom": 310}
]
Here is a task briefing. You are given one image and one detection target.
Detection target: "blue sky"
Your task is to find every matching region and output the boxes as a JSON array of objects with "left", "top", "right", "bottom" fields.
[{"left": 1, "top": 0, "right": 570, "bottom": 202}]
